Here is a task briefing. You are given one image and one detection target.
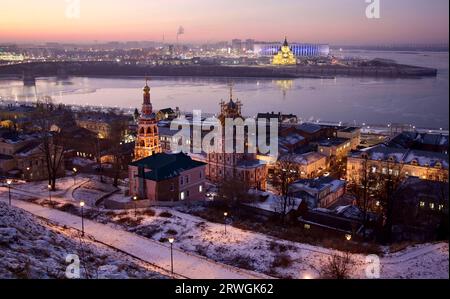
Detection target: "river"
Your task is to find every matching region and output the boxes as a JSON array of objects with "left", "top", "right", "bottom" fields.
[{"left": 0, "top": 50, "right": 448, "bottom": 129}]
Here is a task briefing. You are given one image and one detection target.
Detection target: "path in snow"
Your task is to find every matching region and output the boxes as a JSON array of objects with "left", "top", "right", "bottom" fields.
[{"left": 0, "top": 193, "right": 271, "bottom": 279}]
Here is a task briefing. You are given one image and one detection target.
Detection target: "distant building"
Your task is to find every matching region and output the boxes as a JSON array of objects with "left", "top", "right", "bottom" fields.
[
  {"left": 129, "top": 152, "right": 207, "bottom": 202},
  {"left": 254, "top": 40, "right": 330, "bottom": 57},
  {"left": 272, "top": 37, "right": 297, "bottom": 65},
  {"left": 134, "top": 80, "right": 161, "bottom": 160}
]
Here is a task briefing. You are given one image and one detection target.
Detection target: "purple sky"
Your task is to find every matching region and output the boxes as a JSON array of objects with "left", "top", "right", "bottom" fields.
[{"left": 0, "top": 0, "right": 448, "bottom": 44}]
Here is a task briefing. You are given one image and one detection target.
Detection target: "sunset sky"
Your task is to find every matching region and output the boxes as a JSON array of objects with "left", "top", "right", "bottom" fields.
[{"left": 0, "top": 0, "right": 448, "bottom": 45}]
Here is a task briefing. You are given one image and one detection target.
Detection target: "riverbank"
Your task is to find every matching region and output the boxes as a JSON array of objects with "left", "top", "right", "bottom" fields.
[{"left": 0, "top": 61, "right": 438, "bottom": 79}]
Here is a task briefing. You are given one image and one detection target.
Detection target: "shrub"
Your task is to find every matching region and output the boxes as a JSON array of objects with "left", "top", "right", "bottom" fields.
[
  {"left": 159, "top": 211, "right": 172, "bottom": 218},
  {"left": 320, "top": 252, "right": 353, "bottom": 279},
  {"left": 166, "top": 229, "right": 177, "bottom": 235},
  {"left": 271, "top": 253, "right": 292, "bottom": 268}
]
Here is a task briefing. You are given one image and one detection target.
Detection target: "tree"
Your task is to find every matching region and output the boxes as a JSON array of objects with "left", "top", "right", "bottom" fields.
[
  {"left": 320, "top": 252, "right": 353, "bottom": 279},
  {"left": 371, "top": 161, "right": 405, "bottom": 243},
  {"left": 216, "top": 177, "right": 251, "bottom": 208},
  {"left": 107, "top": 119, "right": 129, "bottom": 187},
  {"left": 271, "top": 154, "right": 300, "bottom": 224},
  {"left": 33, "top": 102, "right": 73, "bottom": 190}
]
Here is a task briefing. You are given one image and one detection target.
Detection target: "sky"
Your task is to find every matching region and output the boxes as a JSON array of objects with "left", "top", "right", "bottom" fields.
[{"left": 0, "top": 0, "right": 448, "bottom": 45}]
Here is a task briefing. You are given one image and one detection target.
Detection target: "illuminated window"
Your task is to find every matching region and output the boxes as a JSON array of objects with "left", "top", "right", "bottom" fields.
[
  {"left": 419, "top": 201, "right": 425, "bottom": 208},
  {"left": 430, "top": 203, "right": 435, "bottom": 210},
  {"left": 199, "top": 185, "right": 203, "bottom": 193},
  {"left": 439, "top": 205, "right": 444, "bottom": 211},
  {"left": 180, "top": 192, "right": 185, "bottom": 200}
]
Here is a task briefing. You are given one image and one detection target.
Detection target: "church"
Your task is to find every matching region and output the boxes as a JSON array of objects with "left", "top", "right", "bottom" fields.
[
  {"left": 205, "top": 89, "right": 267, "bottom": 190},
  {"left": 134, "top": 80, "right": 162, "bottom": 160},
  {"left": 272, "top": 37, "right": 297, "bottom": 65}
]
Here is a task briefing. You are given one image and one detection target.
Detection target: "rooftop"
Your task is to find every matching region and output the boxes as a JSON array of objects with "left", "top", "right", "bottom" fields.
[{"left": 130, "top": 152, "right": 206, "bottom": 182}]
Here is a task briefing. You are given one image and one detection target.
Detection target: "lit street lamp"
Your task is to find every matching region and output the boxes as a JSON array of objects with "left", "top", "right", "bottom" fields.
[
  {"left": 73, "top": 167, "right": 77, "bottom": 185},
  {"left": 168, "top": 237, "right": 175, "bottom": 277},
  {"left": 6, "top": 179, "right": 12, "bottom": 205},
  {"left": 223, "top": 212, "right": 228, "bottom": 235},
  {"left": 133, "top": 196, "right": 138, "bottom": 218},
  {"left": 80, "top": 201, "right": 85, "bottom": 236},
  {"left": 48, "top": 184, "right": 52, "bottom": 205},
  {"left": 345, "top": 234, "right": 352, "bottom": 241}
]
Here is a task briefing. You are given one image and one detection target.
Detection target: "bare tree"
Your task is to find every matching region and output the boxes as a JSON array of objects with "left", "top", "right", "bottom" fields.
[
  {"left": 107, "top": 119, "right": 129, "bottom": 187},
  {"left": 216, "top": 177, "right": 250, "bottom": 208},
  {"left": 320, "top": 252, "right": 353, "bottom": 279},
  {"left": 271, "top": 155, "right": 300, "bottom": 224},
  {"left": 33, "top": 102, "right": 73, "bottom": 190}
]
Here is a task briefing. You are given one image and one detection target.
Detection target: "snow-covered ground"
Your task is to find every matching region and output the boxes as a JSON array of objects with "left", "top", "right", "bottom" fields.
[
  {"left": 1, "top": 176, "right": 448, "bottom": 279},
  {"left": 113, "top": 206, "right": 449, "bottom": 279},
  {"left": 0, "top": 202, "right": 167, "bottom": 279}
]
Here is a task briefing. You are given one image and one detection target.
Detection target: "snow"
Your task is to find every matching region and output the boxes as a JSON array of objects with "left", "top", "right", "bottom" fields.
[
  {"left": 0, "top": 202, "right": 167, "bottom": 279},
  {"left": 1, "top": 176, "right": 448, "bottom": 279}
]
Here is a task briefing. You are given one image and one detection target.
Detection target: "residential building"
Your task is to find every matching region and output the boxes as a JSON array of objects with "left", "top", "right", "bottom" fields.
[
  {"left": 317, "top": 137, "right": 352, "bottom": 160},
  {"left": 128, "top": 152, "right": 207, "bottom": 203},
  {"left": 280, "top": 152, "right": 328, "bottom": 178},
  {"left": 392, "top": 177, "right": 448, "bottom": 242},
  {"left": 347, "top": 145, "right": 449, "bottom": 184},
  {"left": 290, "top": 176, "right": 346, "bottom": 208}
]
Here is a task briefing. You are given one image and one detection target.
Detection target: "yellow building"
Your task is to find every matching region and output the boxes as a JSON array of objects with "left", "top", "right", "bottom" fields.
[{"left": 272, "top": 37, "right": 297, "bottom": 65}]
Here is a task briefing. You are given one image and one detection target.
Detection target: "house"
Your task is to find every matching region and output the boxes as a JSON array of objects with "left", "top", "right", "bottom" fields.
[
  {"left": 156, "top": 108, "right": 179, "bottom": 121},
  {"left": 257, "top": 112, "right": 298, "bottom": 124},
  {"left": 128, "top": 152, "right": 207, "bottom": 203},
  {"left": 317, "top": 137, "right": 352, "bottom": 160},
  {"left": 347, "top": 144, "right": 449, "bottom": 184},
  {"left": 392, "top": 176, "right": 448, "bottom": 242},
  {"left": 386, "top": 131, "right": 448, "bottom": 154},
  {"left": 289, "top": 176, "right": 346, "bottom": 209},
  {"left": 279, "top": 152, "right": 328, "bottom": 178}
]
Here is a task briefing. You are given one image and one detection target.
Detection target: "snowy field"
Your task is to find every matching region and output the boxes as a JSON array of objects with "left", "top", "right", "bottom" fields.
[
  {"left": 0, "top": 202, "right": 168, "bottom": 279},
  {"left": 109, "top": 207, "right": 449, "bottom": 279},
  {"left": 1, "top": 176, "right": 448, "bottom": 279}
]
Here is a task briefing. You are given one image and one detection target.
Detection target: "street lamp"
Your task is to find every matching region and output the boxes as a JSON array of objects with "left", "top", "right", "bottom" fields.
[
  {"left": 79, "top": 201, "right": 85, "bottom": 236},
  {"left": 168, "top": 237, "right": 175, "bottom": 277},
  {"left": 48, "top": 184, "right": 52, "bottom": 205},
  {"left": 345, "top": 234, "right": 352, "bottom": 241},
  {"left": 6, "top": 179, "right": 12, "bottom": 205},
  {"left": 133, "top": 196, "right": 138, "bottom": 218},
  {"left": 72, "top": 167, "right": 77, "bottom": 185},
  {"left": 223, "top": 212, "right": 228, "bottom": 235}
]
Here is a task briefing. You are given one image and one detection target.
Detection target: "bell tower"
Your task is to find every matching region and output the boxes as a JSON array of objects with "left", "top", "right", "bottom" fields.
[{"left": 134, "top": 79, "right": 161, "bottom": 160}]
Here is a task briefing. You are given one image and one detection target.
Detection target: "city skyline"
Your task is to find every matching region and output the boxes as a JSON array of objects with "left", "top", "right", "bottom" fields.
[{"left": 0, "top": 0, "right": 449, "bottom": 45}]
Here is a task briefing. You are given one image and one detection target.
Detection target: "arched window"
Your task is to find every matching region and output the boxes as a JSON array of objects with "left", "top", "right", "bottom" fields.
[
  {"left": 140, "top": 140, "right": 145, "bottom": 147},
  {"left": 139, "top": 127, "right": 145, "bottom": 134},
  {"left": 147, "top": 127, "right": 153, "bottom": 134}
]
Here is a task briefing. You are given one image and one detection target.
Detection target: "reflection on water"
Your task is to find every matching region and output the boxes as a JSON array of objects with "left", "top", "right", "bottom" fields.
[
  {"left": 273, "top": 80, "right": 294, "bottom": 98},
  {"left": 0, "top": 51, "right": 448, "bottom": 129}
]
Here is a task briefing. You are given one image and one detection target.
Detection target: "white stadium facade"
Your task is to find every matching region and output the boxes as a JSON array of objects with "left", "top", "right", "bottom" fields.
[{"left": 253, "top": 42, "right": 330, "bottom": 57}]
